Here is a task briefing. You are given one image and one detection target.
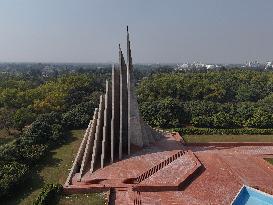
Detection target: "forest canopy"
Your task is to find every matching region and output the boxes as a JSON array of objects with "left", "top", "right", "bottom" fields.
[{"left": 138, "top": 70, "right": 273, "bottom": 129}]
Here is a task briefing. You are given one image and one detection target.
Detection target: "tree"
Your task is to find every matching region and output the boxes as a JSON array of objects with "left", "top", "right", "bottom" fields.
[
  {"left": 140, "top": 97, "right": 184, "bottom": 128},
  {"left": 0, "top": 108, "right": 14, "bottom": 135},
  {"left": 212, "top": 112, "right": 236, "bottom": 128},
  {"left": 62, "top": 101, "right": 96, "bottom": 129},
  {"left": 12, "top": 108, "right": 37, "bottom": 130}
]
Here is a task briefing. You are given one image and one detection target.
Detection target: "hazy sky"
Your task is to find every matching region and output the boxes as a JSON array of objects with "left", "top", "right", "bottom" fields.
[{"left": 0, "top": 0, "right": 273, "bottom": 63}]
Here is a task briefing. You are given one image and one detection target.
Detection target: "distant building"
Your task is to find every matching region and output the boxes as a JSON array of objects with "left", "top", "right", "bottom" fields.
[
  {"left": 175, "top": 62, "right": 221, "bottom": 71},
  {"left": 265, "top": 61, "right": 273, "bottom": 69},
  {"left": 245, "top": 60, "right": 262, "bottom": 68}
]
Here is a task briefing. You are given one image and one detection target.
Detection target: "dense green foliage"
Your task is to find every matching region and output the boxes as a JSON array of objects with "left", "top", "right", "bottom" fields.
[
  {"left": 0, "top": 161, "right": 28, "bottom": 198},
  {"left": 0, "top": 73, "right": 105, "bottom": 199},
  {"left": 138, "top": 70, "right": 273, "bottom": 129},
  {"left": 0, "top": 73, "right": 104, "bottom": 130},
  {"left": 33, "top": 184, "right": 62, "bottom": 205},
  {"left": 0, "top": 112, "right": 64, "bottom": 198}
]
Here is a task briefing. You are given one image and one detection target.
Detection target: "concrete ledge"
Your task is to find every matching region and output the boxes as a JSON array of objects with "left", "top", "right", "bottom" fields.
[
  {"left": 253, "top": 156, "right": 273, "bottom": 174},
  {"left": 171, "top": 132, "right": 185, "bottom": 145},
  {"left": 177, "top": 131, "right": 273, "bottom": 147},
  {"left": 133, "top": 185, "right": 179, "bottom": 192},
  {"left": 185, "top": 142, "right": 273, "bottom": 147},
  {"left": 178, "top": 151, "right": 203, "bottom": 190},
  {"left": 63, "top": 185, "right": 110, "bottom": 195}
]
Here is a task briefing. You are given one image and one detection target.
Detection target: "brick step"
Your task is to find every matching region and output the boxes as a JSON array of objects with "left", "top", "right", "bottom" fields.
[{"left": 109, "top": 188, "right": 133, "bottom": 205}]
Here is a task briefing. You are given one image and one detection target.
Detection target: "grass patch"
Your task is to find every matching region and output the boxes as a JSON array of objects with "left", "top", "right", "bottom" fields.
[
  {"left": 265, "top": 158, "right": 273, "bottom": 165},
  {"left": 2, "top": 129, "right": 106, "bottom": 205},
  {"left": 58, "top": 193, "right": 107, "bottom": 205},
  {"left": 183, "top": 135, "right": 273, "bottom": 143}
]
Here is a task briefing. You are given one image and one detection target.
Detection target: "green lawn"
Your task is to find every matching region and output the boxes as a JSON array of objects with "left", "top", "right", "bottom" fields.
[
  {"left": 183, "top": 135, "right": 273, "bottom": 143},
  {"left": 265, "top": 158, "right": 273, "bottom": 165},
  {"left": 2, "top": 129, "right": 106, "bottom": 205},
  {"left": 58, "top": 193, "right": 107, "bottom": 205}
]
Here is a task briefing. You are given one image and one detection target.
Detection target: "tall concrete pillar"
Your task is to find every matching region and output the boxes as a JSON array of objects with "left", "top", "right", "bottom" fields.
[
  {"left": 101, "top": 80, "right": 112, "bottom": 168},
  {"left": 78, "top": 108, "right": 99, "bottom": 181},
  {"left": 90, "top": 95, "right": 105, "bottom": 173},
  {"left": 119, "top": 45, "right": 128, "bottom": 159},
  {"left": 111, "top": 65, "right": 120, "bottom": 163},
  {"left": 65, "top": 118, "right": 92, "bottom": 185}
]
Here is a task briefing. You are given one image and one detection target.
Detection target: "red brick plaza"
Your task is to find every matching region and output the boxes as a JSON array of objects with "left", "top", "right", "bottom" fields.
[{"left": 64, "top": 132, "right": 273, "bottom": 205}]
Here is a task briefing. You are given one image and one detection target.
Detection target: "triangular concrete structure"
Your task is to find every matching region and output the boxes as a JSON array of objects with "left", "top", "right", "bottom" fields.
[
  {"left": 65, "top": 27, "right": 161, "bottom": 184},
  {"left": 127, "top": 26, "right": 151, "bottom": 153}
]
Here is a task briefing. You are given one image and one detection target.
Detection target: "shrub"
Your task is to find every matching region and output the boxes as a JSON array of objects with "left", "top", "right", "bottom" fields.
[
  {"left": 211, "top": 112, "right": 237, "bottom": 128},
  {"left": 23, "top": 121, "right": 53, "bottom": 144},
  {"left": 36, "top": 112, "right": 63, "bottom": 126},
  {"left": 62, "top": 102, "right": 95, "bottom": 129},
  {"left": 140, "top": 97, "right": 185, "bottom": 128},
  {"left": 12, "top": 107, "right": 37, "bottom": 130},
  {"left": 0, "top": 141, "right": 47, "bottom": 165},
  {"left": 0, "top": 161, "right": 29, "bottom": 198},
  {"left": 22, "top": 112, "right": 65, "bottom": 145},
  {"left": 33, "top": 183, "right": 63, "bottom": 205},
  {"left": 191, "top": 116, "right": 213, "bottom": 128},
  {"left": 0, "top": 111, "right": 65, "bottom": 199},
  {"left": 17, "top": 143, "right": 48, "bottom": 164}
]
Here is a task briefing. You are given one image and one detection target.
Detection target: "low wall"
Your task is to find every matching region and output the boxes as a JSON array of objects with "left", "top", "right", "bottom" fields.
[
  {"left": 177, "top": 132, "right": 273, "bottom": 147},
  {"left": 185, "top": 142, "right": 273, "bottom": 147},
  {"left": 63, "top": 186, "right": 110, "bottom": 195}
]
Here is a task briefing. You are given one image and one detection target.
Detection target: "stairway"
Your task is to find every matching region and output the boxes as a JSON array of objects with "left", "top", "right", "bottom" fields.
[
  {"left": 135, "top": 150, "right": 186, "bottom": 184},
  {"left": 133, "top": 191, "right": 142, "bottom": 205}
]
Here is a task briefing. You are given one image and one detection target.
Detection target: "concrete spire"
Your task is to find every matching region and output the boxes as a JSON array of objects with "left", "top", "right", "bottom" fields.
[
  {"left": 127, "top": 26, "right": 149, "bottom": 150},
  {"left": 111, "top": 64, "right": 120, "bottom": 163},
  {"left": 119, "top": 44, "right": 128, "bottom": 159},
  {"left": 127, "top": 26, "right": 132, "bottom": 71}
]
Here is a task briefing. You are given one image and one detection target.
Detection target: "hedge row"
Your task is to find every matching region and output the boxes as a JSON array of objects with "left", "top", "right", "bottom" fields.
[
  {"left": 173, "top": 127, "right": 273, "bottom": 135},
  {"left": 33, "top": 184, "right": 63, "bottom": 205}
]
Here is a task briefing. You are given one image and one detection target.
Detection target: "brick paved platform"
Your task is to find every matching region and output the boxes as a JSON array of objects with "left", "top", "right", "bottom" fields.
[{"left": 64, "top": 133, "right": 273, "bottom": 204}]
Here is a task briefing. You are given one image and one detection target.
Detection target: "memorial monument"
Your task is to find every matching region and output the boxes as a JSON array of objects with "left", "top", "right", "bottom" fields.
[{"left": 65, "top": 27, "right": 160, "bottom": 184}]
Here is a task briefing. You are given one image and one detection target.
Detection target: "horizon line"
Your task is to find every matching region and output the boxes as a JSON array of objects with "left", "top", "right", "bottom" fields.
[{"left": 0, "top": 60, "right": 264, "bottom": 65}]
